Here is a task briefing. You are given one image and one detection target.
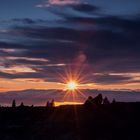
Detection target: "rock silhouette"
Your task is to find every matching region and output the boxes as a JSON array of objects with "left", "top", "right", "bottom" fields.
[
  {"left": 103, "top": 97, "right": 110, "bottom": 104},
  {"left": 85, "top": 94, "right": 103, "bottom": 106}
]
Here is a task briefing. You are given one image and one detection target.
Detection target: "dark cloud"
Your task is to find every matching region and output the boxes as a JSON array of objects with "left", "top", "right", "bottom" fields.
[
  {"left": 0, "top": 14, "right": 140, "bottom": 84},
  {"left": 0, "top": 70, "right": 61, "bottom": 82},
  {"left": 70, "top": 3, "right": 99, "bottom": 13},
  {"left": 12, "top": 18, "right": 36, "bottom": 24},
  {"left": 92, "top": 74, "right": 132, "bottom": 84},
  {"left": 0, "top": 71, "right": 44, "bottom": 79},
  {"left": 38, "top": 2, "right": 100, "bottom": 18}
]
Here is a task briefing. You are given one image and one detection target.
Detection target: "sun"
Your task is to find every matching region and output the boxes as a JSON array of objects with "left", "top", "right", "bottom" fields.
[{"left": 66, "top": 81, "right": 78, "bottom": 90}]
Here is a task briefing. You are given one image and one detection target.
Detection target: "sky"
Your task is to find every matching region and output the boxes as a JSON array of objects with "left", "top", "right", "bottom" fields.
[{"left": 0, "top": 0, "right": 140, "bottom": 94}]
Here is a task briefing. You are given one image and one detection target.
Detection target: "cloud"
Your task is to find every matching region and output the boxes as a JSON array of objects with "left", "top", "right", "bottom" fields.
[
  {"left": 0, "top": 14, "right": 140, "bottom": 85},
  {"left": 12, "top": 18, "right": 36, "bottom": 24},
  {"left": 92, "top": 74, "right": 132, "bottom": 84},
  {"left": 48, "top": 0, "right": 80, "bottom": 6},
  {"left": 36, "top": 0, "right": 80, "bottom": 7},
  {"left": 70, "top": 3, "right": 99, "bottom": 13},
  {"left": 35, "top": 1, "right": 100, "bottom": 19}
]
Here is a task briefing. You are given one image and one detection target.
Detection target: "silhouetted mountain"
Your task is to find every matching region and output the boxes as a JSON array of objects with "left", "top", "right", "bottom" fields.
[{"left": 0, "top": 89, "right": 140, "bottom": 106}]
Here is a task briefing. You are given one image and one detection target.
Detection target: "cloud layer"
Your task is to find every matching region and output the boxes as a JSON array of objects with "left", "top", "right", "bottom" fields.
[{"left": 0, "top": 0, "right": 140, "bottom": 90}]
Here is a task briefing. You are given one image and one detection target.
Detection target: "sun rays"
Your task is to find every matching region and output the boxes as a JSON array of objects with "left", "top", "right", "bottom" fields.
[{"left": 55, "top": 64, "right": 93, "bottom": 104}]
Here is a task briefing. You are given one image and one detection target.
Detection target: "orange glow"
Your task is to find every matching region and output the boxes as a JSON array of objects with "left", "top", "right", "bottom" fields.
[{"left": 55, "top": 101, "right": 83, "bottom": 106}]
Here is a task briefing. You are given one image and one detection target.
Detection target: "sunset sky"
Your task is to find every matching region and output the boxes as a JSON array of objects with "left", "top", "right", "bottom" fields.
[{"left": 0, "top": 0, "right": 140, "bottom": 93}]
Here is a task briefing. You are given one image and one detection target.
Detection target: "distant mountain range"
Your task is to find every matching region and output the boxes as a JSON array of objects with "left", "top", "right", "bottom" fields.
[{"left": 0, "top": 89, "right": 140, "bottom": 106}]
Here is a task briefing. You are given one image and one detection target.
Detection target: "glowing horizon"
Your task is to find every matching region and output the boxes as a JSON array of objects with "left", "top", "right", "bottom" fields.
[{"left": 0, "top": 76, "right": 140, "bottom": 92}]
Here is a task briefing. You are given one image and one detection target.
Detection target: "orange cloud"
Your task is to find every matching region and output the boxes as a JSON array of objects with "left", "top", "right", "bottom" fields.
[
  {"left": 0, "top": 66, "right": 36, "bottom": 74},
  {"left": 0, "top": 78, "right": 64, "bottom": 92}
]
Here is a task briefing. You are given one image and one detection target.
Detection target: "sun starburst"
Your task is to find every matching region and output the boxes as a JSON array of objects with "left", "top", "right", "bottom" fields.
[{"left": 66, "top": 81, "right": 78, "bottom": 90}]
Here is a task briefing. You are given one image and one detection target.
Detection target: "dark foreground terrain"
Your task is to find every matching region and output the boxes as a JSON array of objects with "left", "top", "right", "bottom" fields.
[{"left": 0, "top": 103, "right": 140, "bottom": 140}]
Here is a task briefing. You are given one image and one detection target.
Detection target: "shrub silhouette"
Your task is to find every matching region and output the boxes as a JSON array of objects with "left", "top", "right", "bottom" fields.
[
  {"left": 46, "top": 101, "right": 50, "bottom": 107},
  {"left": 46, "top": 99, "right": 55, "bottom": 107},
  {"left": 19, "top": 102, "right": 24, "bottom": 107},
  {"left": 50, "top": 99, "right": 55, "bottom": 107},
  {"left": 12, "top": 99, "right": 16, "bottom": 108},
  {"left": 112, "top": 98, "right": 116, "bottom": 104}
]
